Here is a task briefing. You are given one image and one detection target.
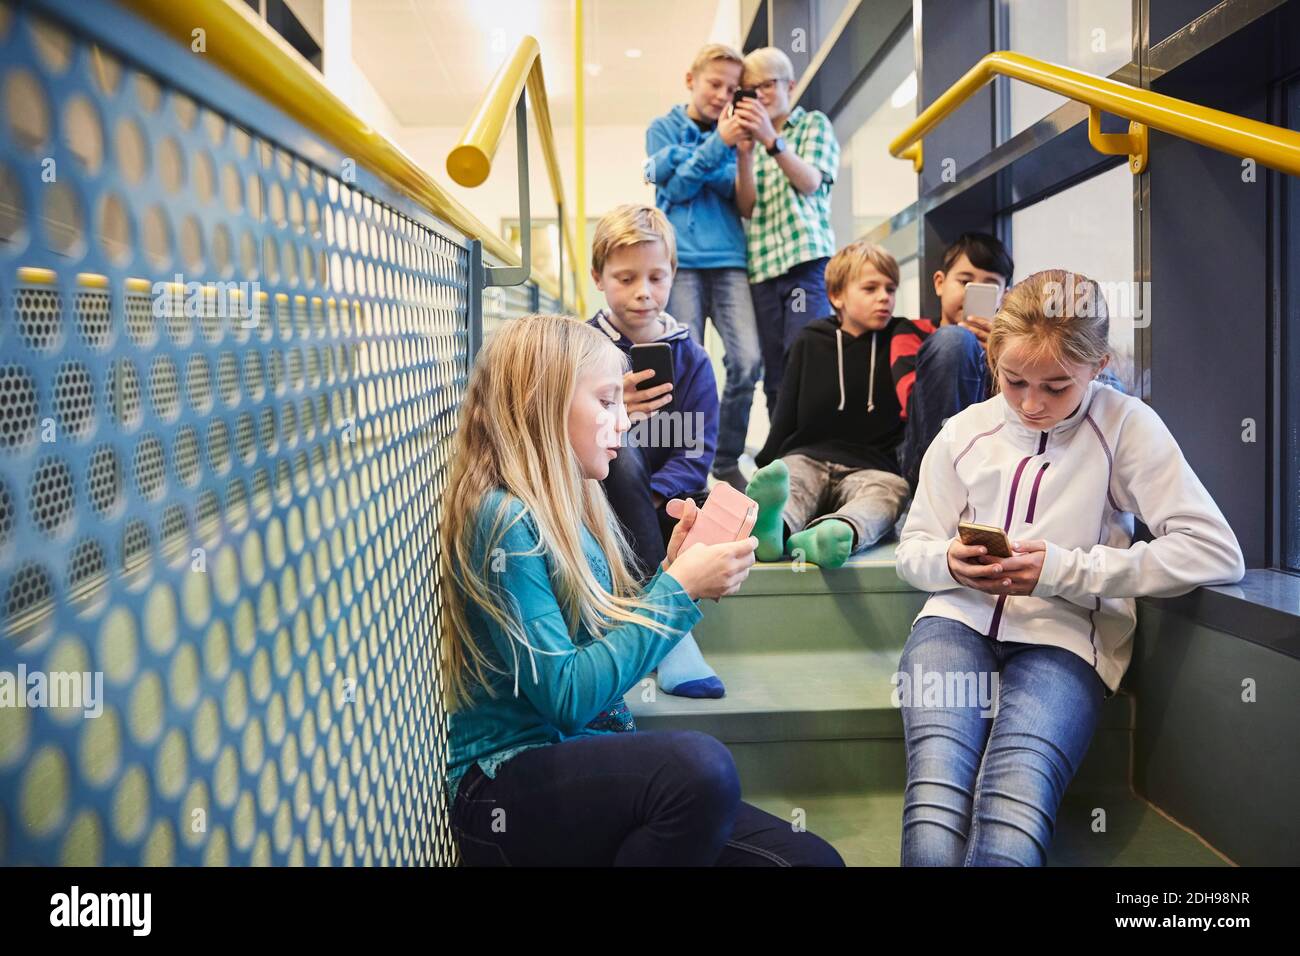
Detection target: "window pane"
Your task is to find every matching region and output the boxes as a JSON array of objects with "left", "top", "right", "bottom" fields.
[
  {"left": 1008, "top": 163, "right": 1135, "bottom": 391},
  {"left": 829, "top": 24, "right": 916, "bottom": 242},
  {"left": 898, "top": 255, "right": 921, "bottom": 322},
  {"left": 1004, "top": 0, "right": 1131, "bottom": 140}
]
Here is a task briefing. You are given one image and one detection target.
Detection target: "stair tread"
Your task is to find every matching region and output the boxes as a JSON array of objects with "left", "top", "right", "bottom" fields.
[
  {"left": 742, "top": 789, "right": 1230, "bottom": 866},
  {"left": 738, "top": 541, "right": 917, "bottom": 594},
  {"left": 633, "top": 649, "right": 899, "bottom": 720},
  {"left": 628, "top": 649, "right": 1134, "bottom": 739}
]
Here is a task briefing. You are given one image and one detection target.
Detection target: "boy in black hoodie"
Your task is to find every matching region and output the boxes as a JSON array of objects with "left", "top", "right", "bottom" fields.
[{"left": 747, "top": 242, "right": 912, "bottom": 568}]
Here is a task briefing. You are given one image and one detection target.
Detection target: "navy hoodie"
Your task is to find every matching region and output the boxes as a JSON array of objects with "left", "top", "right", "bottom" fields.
[
  {"left": 755, "top": 315, "right": 910, "bottom": 474},
  {"left": 589, "top": 310, "right": 719, "bottom": 499},
  {"left": 645, "top": 105, "right": 747, "bottom": 270}
]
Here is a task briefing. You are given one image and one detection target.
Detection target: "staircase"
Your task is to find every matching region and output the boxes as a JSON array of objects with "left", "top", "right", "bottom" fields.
[{"left": 625, "top": 542, "right": 1230, "bottom": 866}]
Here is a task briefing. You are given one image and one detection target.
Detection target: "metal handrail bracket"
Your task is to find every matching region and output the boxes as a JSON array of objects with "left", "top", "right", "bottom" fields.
[{"left": 890, "top": 50, "right": 1300, "bottom": 177}]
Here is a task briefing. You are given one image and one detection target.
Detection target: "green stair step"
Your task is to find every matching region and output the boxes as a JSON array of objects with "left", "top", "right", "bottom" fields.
[
  {"left": 743, "top": 790, "right": 1231, "bottom": 866},
  {"left": 629, "top": 650, "right": 1136, "bottom": 738},
  {"left": 691, "top": 543, "right": 928, "bottom": 655},
  {"left": 626, "top": 651, "right": 1135, "bottom": 794}
]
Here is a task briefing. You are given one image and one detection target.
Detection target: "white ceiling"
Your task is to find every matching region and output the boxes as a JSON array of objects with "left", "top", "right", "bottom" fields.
[{"left": 350, "top": 0, "right": 728, "bottom": 129}]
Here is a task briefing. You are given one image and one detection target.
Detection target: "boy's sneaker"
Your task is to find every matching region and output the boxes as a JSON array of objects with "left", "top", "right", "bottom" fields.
[{"left": 712, "top": 465, "right": 749, "bottom": 493}]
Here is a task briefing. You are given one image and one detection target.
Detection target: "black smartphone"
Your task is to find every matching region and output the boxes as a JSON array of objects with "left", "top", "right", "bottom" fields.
[
  {"left": 732, "top": 88, "right": 758, "bottom": 110},
  {"left": 630, "top": 343, "right": 674, "bottom": 415}
]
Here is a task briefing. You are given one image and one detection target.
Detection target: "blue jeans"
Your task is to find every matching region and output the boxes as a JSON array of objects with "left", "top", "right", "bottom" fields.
[
  {"left": 898, "top": 325, "right": 987, "bottom": 493},
  {"left": 450, "top": 730, "right": 845, "bottom": 866},
  {"left": 668, "top": 268, "right": 762, "bottom": 473},
  {"left": 749, "top": 256, "right": 831, "bottom": 417},
  {"left": 898, "top": 615, "right": 1106, "bottom": 866},
  {"left": 897, "top": 324, "right": 1128, "bottom": 491}
]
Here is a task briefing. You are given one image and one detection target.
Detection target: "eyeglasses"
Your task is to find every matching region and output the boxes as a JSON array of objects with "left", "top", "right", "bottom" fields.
[{"left": 752, "top": 78, "right": 782, "bottom": 94}]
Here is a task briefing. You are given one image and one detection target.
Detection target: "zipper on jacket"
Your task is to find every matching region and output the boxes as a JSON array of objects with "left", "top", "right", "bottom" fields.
[
  {"left": 1025, "top": 462, "right": 1050, "bottom": 523},
  {"left": 988, "top": 431, "right": 1049, "bottom": 640}
]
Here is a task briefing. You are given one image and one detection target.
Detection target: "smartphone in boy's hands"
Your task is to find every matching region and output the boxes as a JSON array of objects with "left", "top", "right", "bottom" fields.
[
  {"left": 730, "top": 87, "right": 758, "bottom": 116},
  {"left": 630, "top": 343, "right": 675, "bottom": 415},
  {"left": 962, "top": 282, "right": 1001, "bottom": 323}
]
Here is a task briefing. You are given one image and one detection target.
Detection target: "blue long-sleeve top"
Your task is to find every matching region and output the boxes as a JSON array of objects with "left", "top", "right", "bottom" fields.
[
  {"left": 645, "top": 104, "right": 747, "bottom": 270},
  {"left": 589, "top": 309, "right": 718, "bottom": 499},
  {"left": 445, "top": 488, "right": 703, "bottom": 802}
]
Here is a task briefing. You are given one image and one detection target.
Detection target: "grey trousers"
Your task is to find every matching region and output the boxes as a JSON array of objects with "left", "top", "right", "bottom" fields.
[{"left": 782, "top": 453, "right": 912, "bottom": 554}]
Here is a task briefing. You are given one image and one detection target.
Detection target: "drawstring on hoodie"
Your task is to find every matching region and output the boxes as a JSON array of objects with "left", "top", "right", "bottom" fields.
[
  {"left": 835, "top": 327, "right": 877, "bottom": 413},
  {"left": 868, "top": 332, "right": 876, "bottom": 413},
  {"left": 836, "top": 329, "right": 846, "bottom": 411}
]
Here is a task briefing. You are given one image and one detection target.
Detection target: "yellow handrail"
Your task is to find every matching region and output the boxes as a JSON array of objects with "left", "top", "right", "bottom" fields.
[
  {"left": 119, "top": 0, "right": 569, "bottom": 305},
  {"left": 447, "top": 36, "right": 585, "bottom": 316},
  {"left": 890, "top": 51, "right": 1300, "bottom": 178}
]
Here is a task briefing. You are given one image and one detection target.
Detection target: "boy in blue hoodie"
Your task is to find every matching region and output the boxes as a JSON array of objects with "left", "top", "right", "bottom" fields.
[
  {"left": 644, "top": 43, "right": 761, "bottom": 492},
  {"left": 588, "top": 204, "right": 726, "bottom": 698}
]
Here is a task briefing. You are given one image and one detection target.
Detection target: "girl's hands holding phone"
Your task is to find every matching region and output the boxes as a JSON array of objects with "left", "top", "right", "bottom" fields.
[
  {"left": 662, "top": 498, "right": 699, "bottom": 569},
  {"left": 665, "top": 535, "right": 759, "bottom": 601},
  {"left": 948, "top": 538, "right": 1047, "bottom": 595},
  {"left": 623, "top": 368, "right": 672, "bottom": 418}
]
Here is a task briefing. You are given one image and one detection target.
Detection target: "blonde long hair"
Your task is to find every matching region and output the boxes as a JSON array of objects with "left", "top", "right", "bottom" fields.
[
  {"left": 439, "top": 314, "right": 675, "bottom": 711},
  {"left": 986, "top": 269, "right": 1112, "bottom": 392}
]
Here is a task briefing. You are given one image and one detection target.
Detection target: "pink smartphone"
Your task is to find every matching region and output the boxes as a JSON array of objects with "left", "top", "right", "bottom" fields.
[{"left": 677, "top": 483, "right": 759, "bottom": 552}]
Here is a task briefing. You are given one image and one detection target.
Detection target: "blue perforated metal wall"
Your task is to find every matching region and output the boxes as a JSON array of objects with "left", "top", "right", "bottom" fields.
[{"left": 0, "top": 0, "right": 542, "bottom": 865}]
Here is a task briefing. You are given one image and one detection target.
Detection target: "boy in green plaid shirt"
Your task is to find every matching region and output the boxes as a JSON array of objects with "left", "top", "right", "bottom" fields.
[{"left": 735, "top": 46, "right": 841, "bottom": 416}]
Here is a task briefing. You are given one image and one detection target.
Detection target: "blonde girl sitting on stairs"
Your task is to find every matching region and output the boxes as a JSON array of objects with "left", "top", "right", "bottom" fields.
[{"left": 439, "top": 314, "right": 843, "bottom": 866}]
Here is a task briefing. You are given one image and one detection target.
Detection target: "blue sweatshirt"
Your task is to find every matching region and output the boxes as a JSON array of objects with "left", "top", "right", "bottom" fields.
[
  {"left": 589, "top": 309, "right": 719, "bottom": 498},
  {"left": 445, "top": 488, "right": 703, "bottom": 801},
  {"left": 645, "top": 104, "right": 747, "bottom": 270}
]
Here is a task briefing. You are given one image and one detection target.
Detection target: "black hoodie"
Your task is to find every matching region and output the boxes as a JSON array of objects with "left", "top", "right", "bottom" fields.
[{"left": 755, "top": 315, "right": 910, "bottom": 474}]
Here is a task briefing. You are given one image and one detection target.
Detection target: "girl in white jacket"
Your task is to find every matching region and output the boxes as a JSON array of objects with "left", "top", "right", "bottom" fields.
[{"left": 894, "top": 269, "right": 1244, "bottom": 866}]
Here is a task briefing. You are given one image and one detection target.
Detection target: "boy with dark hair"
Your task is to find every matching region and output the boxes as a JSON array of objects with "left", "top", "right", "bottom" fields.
[{"left": 891, "top": 232, "right": 1015, "bottom": 493}]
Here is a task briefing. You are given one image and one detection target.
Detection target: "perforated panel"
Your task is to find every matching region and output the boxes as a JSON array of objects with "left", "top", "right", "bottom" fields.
[
  {"left": 483, "top": 282, "right": 543, "bottom": 340},
  {"left": 0, "top": 1, "right": 469, "bottom": 865}
]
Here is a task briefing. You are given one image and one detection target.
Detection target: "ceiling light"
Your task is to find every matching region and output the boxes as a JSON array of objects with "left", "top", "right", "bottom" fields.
[
  {"left": 585, "top": 62, "right": 603, "bottom": 76},
  {"left": 624, "top": 48, "right": 642, "bottom": 59}
]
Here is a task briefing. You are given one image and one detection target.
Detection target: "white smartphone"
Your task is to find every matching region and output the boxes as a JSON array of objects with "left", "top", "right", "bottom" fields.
[{"left": 962, "top": 281, "right": 1001, "bottom": 323}]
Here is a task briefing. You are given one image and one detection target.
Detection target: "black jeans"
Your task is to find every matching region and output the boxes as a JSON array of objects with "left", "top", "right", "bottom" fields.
[{"left": 450, "top": 730, "right": 845, "bottom": 866}]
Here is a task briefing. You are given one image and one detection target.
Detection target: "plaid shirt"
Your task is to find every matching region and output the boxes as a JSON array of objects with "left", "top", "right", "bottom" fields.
[{"left": 747, "top": 106, "right": 840, "bottom": 284}]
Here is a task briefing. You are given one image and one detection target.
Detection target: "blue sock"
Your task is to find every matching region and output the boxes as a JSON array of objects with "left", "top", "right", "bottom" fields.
[{"left": 656, "top": 633, "right": 725, "bottom": 699}]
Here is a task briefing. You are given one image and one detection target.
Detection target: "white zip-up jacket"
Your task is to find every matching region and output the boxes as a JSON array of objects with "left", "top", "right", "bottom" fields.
[{"left": 896, "top": 379, "right": 1245, "bottom": 692}]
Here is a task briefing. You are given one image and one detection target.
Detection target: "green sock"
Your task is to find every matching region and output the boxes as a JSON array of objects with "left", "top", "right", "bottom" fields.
[
  {"left": 746, "top": 460, "right": 790, "bottom": 561},
  {"left": 787, "top": 519, "right": 855, "bottom": 569}
]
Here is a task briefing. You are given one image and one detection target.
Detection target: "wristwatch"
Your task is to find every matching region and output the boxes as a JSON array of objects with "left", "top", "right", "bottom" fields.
[{"left": 766, "top": 136, "right": 786, "bottom": 157}]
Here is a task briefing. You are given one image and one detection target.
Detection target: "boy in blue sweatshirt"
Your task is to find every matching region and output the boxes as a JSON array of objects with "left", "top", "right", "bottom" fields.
[
  {"left": 644, "top": 43, "right": 761, "bottom": 492},
  {"left": 588, "top": 204, "right": 725, "bottom": 698}
]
